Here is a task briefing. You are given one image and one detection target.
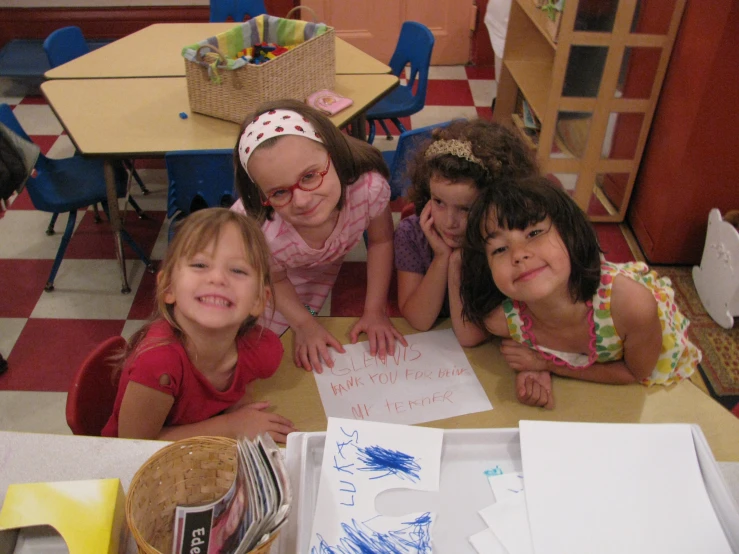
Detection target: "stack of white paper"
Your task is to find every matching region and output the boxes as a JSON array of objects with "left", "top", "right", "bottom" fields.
[{"left": 470, "top": 421, "right": 734, "bottom": 554}]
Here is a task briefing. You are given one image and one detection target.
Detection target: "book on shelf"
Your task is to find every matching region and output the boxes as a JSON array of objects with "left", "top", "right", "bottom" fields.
[{"left": 172, "top": 434, "right": 291, "bottom": 554}]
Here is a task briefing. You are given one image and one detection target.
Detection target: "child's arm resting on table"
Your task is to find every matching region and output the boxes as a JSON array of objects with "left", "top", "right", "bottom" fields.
[
  {"left": 118, "top": 383, "right": 295, "bottom": 443},
  {"left": 350, "top": 204, "right": 408, "bottom": 360},
  {"left": 271, "top": 268, "right": 345, "bottom": 373},
  {"left": 500, "top": 276, "right": 662, "bottom": 385},
  {"left": 516, "top": 370, "right": 555, "bottom": 409}
]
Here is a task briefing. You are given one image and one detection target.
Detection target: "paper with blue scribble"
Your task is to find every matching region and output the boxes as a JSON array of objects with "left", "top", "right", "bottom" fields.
[{"left": 308, "top": 417, "right": 443, "bottom": 553}]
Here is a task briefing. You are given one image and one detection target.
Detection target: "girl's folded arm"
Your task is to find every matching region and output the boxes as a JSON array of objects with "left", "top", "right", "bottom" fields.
[
  {"left": 550, "top": 277, "right": 662, "bottom": 384},
  {"left": 397, "top": 262, "right": 448, "bottom": 331}
]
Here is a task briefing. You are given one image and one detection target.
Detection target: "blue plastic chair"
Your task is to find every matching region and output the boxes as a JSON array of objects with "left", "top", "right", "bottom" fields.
[
  {"left": 43, "top": 26, "right": 150, "bottom": 214},
  {"left": 366, "top": 22, "right": 435, "bottom": 144},
  {"left": 382, "top": 121, "right": 454, "bottom": 200},
  {"left": 42, "top": 26, "right": 89, "bottom": 68},
  {"left": 165, "top": 149, "right": 237, "bottom": 238},
  {"left": 0, "top": 104, "right": 154, "bottom": 292},
  {"left": 209, "top": 0, "right": 267, "bottom": 21}
]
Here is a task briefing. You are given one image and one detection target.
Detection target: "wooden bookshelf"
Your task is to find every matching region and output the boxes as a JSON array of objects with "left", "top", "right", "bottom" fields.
[{"left": 494, "top": 0, "right": 686, "bottom": 223}]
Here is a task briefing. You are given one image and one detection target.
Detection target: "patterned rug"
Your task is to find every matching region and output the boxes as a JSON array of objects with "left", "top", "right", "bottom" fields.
[{"left": 655, "top": 266, "right": 739, "bottom": 414}]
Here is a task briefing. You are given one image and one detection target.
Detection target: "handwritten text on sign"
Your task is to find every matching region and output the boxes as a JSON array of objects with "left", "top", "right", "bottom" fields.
[{"left": 314, "top": 328, "right": 493, "bottom": 425}]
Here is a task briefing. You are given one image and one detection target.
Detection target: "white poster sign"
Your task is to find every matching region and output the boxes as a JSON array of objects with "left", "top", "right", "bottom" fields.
[{"left": 314, "top": 329, "right": 493, "bottom": 425}]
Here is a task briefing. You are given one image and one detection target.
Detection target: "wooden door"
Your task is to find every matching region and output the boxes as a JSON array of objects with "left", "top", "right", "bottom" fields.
[{"left": 301, "top": 0, "right": 475, "bottom": 65}]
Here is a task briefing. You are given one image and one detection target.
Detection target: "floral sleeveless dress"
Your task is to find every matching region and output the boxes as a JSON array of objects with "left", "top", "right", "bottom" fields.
[{"left": 502, "top": 261, "right": 701, "bottom": 386}]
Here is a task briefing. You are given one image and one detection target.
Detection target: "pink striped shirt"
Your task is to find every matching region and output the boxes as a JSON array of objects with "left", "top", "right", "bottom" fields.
[{"left": 232, "top": 171, "right": 390, "bottom": 335}]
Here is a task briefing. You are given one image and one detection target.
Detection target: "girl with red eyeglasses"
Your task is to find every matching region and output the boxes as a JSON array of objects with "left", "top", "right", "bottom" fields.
[{"left": 232, "top": 99, "right": 407, "bottom": 373}]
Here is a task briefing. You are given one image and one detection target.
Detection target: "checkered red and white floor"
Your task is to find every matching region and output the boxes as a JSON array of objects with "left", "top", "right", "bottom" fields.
[{"left": 0, "top": 67, "right": 640, "bottom": 433}]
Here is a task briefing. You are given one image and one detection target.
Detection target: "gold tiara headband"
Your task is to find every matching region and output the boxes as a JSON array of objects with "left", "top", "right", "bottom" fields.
[{"left": 424, "top": 139, "right": 486, "bottom": 168}]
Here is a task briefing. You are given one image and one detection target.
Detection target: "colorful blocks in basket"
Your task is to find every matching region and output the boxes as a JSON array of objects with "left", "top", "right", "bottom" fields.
[{"left": 0, "top": 479, "right": 126, "bottom": 553}]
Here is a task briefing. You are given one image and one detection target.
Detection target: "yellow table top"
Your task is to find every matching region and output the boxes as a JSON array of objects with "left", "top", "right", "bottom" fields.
[
  {"left": 40, "top": 73, "right": 397, "bottom": 156},
  {"left": 251, "top": 318, "right": 739, "bottom": 461},
  {"left": 44, "top": 23, "right": 390, "bottom": 79}
]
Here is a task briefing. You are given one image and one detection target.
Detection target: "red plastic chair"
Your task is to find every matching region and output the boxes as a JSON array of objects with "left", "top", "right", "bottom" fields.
[{"left": 66, "top": 336, "right": 125, "bottom": 436}]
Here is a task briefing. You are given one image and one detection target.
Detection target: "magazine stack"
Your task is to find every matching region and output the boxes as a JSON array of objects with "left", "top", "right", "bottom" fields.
[{"left": 172, "top": 434, "right": 291, "bottom": 554}]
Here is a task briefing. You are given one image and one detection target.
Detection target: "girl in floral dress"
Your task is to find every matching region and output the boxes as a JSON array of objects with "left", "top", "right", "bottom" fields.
[{"left": 449, "top": 176, "right": 701, "bottom": 409}]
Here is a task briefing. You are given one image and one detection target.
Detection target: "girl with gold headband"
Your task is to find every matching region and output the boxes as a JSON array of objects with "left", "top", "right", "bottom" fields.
[{"left": 395, "top": 119, "right": 537, "bottom": 331}]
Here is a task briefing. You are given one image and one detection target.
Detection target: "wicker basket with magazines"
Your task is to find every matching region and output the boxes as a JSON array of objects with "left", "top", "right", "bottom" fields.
[
  {"left": 126, "top": 436, "right": 278, "bottom": 554},
  {"left": 182, "top": 6, "right": 335, "bottom": 124}
]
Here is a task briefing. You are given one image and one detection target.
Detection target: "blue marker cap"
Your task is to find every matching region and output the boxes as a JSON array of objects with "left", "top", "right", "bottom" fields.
[{"left": 179, "top": 112, "right": 188, "bottom": 119}]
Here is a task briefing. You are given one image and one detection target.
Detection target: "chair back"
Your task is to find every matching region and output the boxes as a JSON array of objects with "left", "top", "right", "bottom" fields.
[
  {"left": 0, "top": 103, "right": 31, "bottom": 142},
  {"left": 66, "top": 336, "right": 126, "bottom": 436},
  {"left": 209, "top": 0, "right": 267, "bottom": 22},
  {"left": 165, "top": 149, "right": 237, "bottom": 220},
  {"left": 388, "top": 22, "right": 435, "bottom": 114},
  {"left": 385, "top": 120, "right": 454, "bottom": 200},
  {"left": 43, "top": 26, "right": 90, "bottom": 68}
]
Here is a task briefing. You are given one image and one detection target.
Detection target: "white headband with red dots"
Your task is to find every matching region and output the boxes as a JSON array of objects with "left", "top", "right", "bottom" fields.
[{"left": 238, "top": 109, "right": 323, "bottom": 180}]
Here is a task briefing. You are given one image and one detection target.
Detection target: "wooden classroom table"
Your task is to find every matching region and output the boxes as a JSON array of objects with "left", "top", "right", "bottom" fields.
[
  {"left": 39, "top": 73, "right": 397, "bottom": 291},
  {"left": 252, "top": 318, "right": 739, "bottom": 462},
  {"left": 41, "top": 74, "right": 396, "bottom": 155},
  {"left": 44, "top": 23, "right": 390, "bottom": 79}
]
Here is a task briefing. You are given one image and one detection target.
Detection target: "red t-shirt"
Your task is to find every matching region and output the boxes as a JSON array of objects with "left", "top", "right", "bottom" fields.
[{"left": 101, "top": 319, "right": 283, "bottom": 437}]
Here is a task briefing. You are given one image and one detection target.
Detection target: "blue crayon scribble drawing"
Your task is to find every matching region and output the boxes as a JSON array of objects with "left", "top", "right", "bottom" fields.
[
  {"left": 355, "top": 445, "right": 422, "bottom": 482},
  {"left": 484, "top": 466, "right": 503, "bottom": 477},
  {"left": 311, "top": 512, "right": 433, "bottom": 554}
]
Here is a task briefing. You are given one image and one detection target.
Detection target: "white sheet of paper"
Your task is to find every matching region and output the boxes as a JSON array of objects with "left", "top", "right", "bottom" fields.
[
  {"left": 313, "top": 328, "right": 492, "bottom": 424},
  {"left": 519, "top": 421, "right": 733, "bottom": 554},
  {"left": 469, "top": 528, "right": 509, "bottom": 554},
  {"left": 487, "top": 473, "right": 524, "bottom": 503},
  {"left": 308, "top": 417, "right": 443, "bottom": 553},
  {"left": 479, "top": 494, "right": 534, "bottom": 554}
]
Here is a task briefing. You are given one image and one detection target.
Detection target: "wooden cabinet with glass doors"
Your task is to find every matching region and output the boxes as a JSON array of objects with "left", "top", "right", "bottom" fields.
[{"left": 493, "top": 0, "right": 686, "bottom": 222}]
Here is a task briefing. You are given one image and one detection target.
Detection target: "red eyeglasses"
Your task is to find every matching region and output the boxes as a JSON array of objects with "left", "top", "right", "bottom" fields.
[{"left": 261, "top": 155, "right": 332, "bottom": 207}]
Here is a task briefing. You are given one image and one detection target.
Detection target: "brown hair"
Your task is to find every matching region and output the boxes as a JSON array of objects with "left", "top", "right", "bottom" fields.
[
  {"left": 407, "top": 119, "right": 538, "bottom": 215},
  {"left": 233, "top": 99, "right": 389, "bottom": 222},
  {"left": 116, "top": 208, "right": 272, "bottom": 373},
  {"left": 460, "top": 176, "right": 603, "bottom": 327}
]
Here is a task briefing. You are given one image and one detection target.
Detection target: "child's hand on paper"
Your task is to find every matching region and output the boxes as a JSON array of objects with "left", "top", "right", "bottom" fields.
[
  {"left": 293, "top": 317, "right": 345, "bottom": 373},
  {"left": 226, "top": 401, "right": 296, "bottom": 443},
  {"left": 349, "top": 311, "right": 408, "bottom": 363},
  {"left": 516, "top": 371, "right": 554, "bottom": 409}
]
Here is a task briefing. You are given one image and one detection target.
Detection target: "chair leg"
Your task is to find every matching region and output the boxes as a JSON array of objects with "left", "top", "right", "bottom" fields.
[
  {"left": 46, "top": 210, "right": 77, "bottom": 292},
  {"left": 367, "top": 120, "right": 376, "bottom": 144},
  {"left": 120, "top": 228, "right": 156, "bottom": 274},
  {"left": 93, "top": 204, "right": 102, "bottom": 223},
  {"left": 128, "top": 195, "right": 146, "bottom": 220},
  {"left": 379, "top": 119, "right": 393, "bottom": 141},
  {"left": 46, "top": 213, "right": 59, "bottom": 236},
  {"left": 390, "top": 118, "right": 407, "bottom": 135},
  {"left": 124, "top": 160, "right": 149, "bottom": 195}
]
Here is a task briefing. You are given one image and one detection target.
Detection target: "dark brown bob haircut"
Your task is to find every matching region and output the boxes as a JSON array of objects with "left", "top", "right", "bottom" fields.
[
  {"left": 233, "top": 99, "right": 389, "bottom": 222},
  {"left": 460, "top": 176, "right": 603, "bottom": 328}
]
